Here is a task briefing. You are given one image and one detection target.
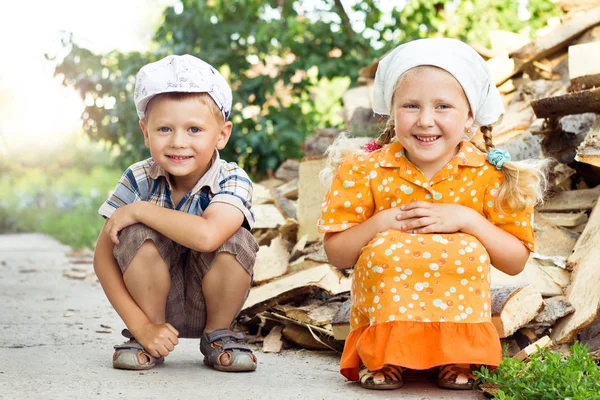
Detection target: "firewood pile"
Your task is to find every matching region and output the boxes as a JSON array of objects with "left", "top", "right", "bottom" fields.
[{"left": 237, "top": 3, "right": 600, "bottom": 359}]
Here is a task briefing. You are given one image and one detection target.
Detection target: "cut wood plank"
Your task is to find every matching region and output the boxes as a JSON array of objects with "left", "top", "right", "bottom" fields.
[
  {"left": 241, "top": 264, "right": 351, "bottom": 312},
  {"left": 262, "top": 325, "right": 283, "bottom": 353},
  {"left": 504, "top": 7, "right": 600, "bottom": 85},
  {"left": 552, "top": 197, "right": 600, "bottom": 344},
  {"left": 253, "top": 204, "right": 287, "bottom": 229},
  {"left": 491, "top": 284, "right": 544, "bottom": 338},
  {"left": 539, "top": 211, "right": 588, "bottom": 227},
  {"left": 576, "top": 114, "right": 600, "bottom": 168},
  {"left": 253, "top": 236, "right": 290, "bottom": 285},
  {"left": 512, "top": 335, "right": 552, "bottom": 361},
  {"left": 531, "top": 87, "right": 600, "bottom": 118},
  {"left": 537, "top": 187, "right": 600, "bottom": 212},
  {"left": 297, "top": 156, "right": 328, "bottom": 243}
]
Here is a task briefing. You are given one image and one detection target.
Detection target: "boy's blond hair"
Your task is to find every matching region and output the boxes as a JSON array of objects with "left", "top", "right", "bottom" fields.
[{"left": 144, "top": 92, "right": 226, "bottom": 124}]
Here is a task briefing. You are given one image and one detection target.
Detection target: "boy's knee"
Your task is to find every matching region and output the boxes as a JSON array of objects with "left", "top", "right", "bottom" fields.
[{"left": 135, "top": 239, "right": 161, "bottom": 260}]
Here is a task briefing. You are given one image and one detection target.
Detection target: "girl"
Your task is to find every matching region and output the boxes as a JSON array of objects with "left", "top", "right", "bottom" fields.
[{"left": 318, "top": 38, "right": 547, "bottom": 390}]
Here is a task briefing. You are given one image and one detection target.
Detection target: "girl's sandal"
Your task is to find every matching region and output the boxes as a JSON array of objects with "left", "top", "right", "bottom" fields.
[
  {"left": 437, "top": 364, "right": 476, "bottom": 390},
  {"left": 112, "top": 329, "right": 164, "bottom": 370},
  {"left": 358, "top": 364, "right": 404, "bottom": 390},
  {"left": 200, "top": 329, "right": 257, "bottom": 372}
]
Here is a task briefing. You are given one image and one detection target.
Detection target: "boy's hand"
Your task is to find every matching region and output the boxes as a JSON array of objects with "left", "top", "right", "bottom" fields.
[
  {"left": 132, "top": 322, "right": 179, "bottom": 358},
  {"left": 105, "top": 203, "right": 144, "bottom": 245},
  {"left": 394, "top": 201, "right": 478, "bottom": 234}
]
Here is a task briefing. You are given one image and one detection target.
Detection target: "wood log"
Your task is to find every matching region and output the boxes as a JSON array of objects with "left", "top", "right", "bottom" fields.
[
  {"left": 272, "top": 186, "right": 297, "bottom": 219},
  {"left": 551, "top": 195, "right": 600, "bottom": 344},
  {"left": 531, "top": 87, "right": 600, "bottom": 118},
  {"left": 252, "top": 183, "right": 274, "bottom": 205},
  {"left": 554, "top": 0, "right": 600, "bottom": 12},
  {"left": 576, "top": 115, "right": 600, "bottom": 168},
  {"left": 537, "top": 187, "right": 600, "bottom": 212},
  {"left": 491, "top": 284, "right": 544, "bottom": 338},
  {"left": 274, "top": 159, "right": 300, "bottom": 182}
]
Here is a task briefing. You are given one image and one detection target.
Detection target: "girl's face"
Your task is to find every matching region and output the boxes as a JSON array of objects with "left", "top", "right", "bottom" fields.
[{"left": 392, "top": 66, "right": 474, "bottom": 179}]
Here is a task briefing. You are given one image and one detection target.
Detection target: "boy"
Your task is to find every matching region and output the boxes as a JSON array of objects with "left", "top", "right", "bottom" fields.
[{"left": 93, "top": 54, "right": 259, "bottom": 372}]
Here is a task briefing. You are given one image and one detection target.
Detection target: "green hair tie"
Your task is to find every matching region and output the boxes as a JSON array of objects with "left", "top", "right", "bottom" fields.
[{"left": 487, "top": 149, "right": 511, "bottom": 170}]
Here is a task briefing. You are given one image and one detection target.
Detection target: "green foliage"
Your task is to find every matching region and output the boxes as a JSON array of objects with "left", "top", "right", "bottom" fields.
[
  {"left": 475, "top": 343, "right": 600, "bottom": 399},
  {"left": 51, "top": 0, "right": 560, "bottom": 178}
]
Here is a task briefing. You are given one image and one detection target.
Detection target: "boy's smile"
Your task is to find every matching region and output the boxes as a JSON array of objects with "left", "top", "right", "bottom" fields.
[
  {"left": 393, "top": 66, "right": 474, "bottom": 180},
  {"left": 139, "top": 94, "right": 232, "bottom": 193}
]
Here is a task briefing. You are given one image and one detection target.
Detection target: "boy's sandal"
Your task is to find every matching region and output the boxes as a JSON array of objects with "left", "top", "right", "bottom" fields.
[
  {"left": 112, "top": 329, "right": 164, "bottom": 370},
  {"left": 200, "top": 329, "right": 257, "bottom": 372},
  {"left": 437, "top": 364, "right": 476, "bottom": 390},
  {"left": 358, "top": 364, "right": 404, "bottom": 390}
]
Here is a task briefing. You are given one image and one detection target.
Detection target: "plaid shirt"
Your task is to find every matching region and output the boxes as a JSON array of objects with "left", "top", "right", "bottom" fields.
[{"left": 99, "top": 151, "right": 255, "bottom": 229}]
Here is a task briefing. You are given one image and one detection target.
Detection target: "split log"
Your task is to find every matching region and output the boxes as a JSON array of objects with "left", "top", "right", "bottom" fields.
[
  {"left": 272, "top": 186, "right": 297, "bottom": 220},
  {"left": 554, "top": 0, "right": 600, "bottom": 12},
  {"left": 274, "top": 299, "right": 342, "bottom": 327},
  {"left": 531, "top": 87, "right": 600, "bottom": 118},
  {"left": 491, "top": 257, "right": 570, "bottom": 297},
  {"left": 504, "top": 7, "right": 600, "bottom": 85},
  {"left": 537, "top": 187, "right": 600, "bottom": 212},
  {"left": 262, "top": 325, "right": 284, "bottom": 353},
  {"left": 491, "top": 284, "right": 544, "bottom": 338},
  {"left": 541, "top": 113, "right": 597, "bottom": 165},
  {"left": 297, "top": 156, "right": 328, "bottom": 243},
  {"left": 552, "top": 196, "right": 600, "bottom": 344},
  {"left": 252, "top": 183, "right": 274, "bottom": 205},
  {"left": 282, "top": 324, "right": 332, "bottom": 350},
  {"left": 578, "top": 314, "right": 600, "bottom": 353},
  {"left": 253, "top": 204, "right": 287, "bottom": 229},
  {"left": 274, "top": 159, "right": 300, "bottom": 182},
  {"left": 276, "top": 178, "right": 299, "bottom": 199},
  {"left": 539, "top": 211, "right": 588, "bottom": 227},
  {"left": 241, "top": 264, "right": 351, "bottom": 314},
  {"left": 512, "top": 335, "right": 552, "bottom": 361},
  {"left": 253, "top": 236, "right": 290, "bottom": 285},
  {"left": 331, "top": 299, "right": 352, "bottom": 341},
  {"left": 527, "top": 296, "right": 575, "bottom": 327},
  {"left": 576, "top": 115, "right": 600, "bottom": 168}
]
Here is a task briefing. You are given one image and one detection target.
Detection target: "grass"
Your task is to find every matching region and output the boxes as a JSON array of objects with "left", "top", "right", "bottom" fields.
[
  {"left": 475, "top": 342, "right": 600, "bottom": 399},
  {"left": 0, "top": 164, "right": 121, "bottom": 249}
]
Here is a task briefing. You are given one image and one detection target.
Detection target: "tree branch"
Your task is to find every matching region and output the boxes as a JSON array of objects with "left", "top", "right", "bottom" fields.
[{"left": 333, "top": 0, "right": 354, "bottom": 38}]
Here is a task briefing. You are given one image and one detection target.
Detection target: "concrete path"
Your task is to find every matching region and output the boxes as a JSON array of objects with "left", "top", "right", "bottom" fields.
[{"left": 0, "top": 233, "right": 483, "bottom": 399}]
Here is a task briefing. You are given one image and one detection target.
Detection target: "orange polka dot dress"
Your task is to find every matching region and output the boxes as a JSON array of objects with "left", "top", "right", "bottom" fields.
[{"left": 318, "top": 141, "right": 534, "bottom": 381}]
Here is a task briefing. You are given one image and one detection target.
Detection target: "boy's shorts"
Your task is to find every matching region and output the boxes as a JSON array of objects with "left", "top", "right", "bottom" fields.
[{"left": 113, "top": 223, "right": 258, "bottom": 338}]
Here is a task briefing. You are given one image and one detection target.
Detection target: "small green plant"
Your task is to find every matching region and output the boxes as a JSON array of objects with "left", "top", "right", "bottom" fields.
[{"left": 475, "top": 342, "right": 600, "bottom": 399}]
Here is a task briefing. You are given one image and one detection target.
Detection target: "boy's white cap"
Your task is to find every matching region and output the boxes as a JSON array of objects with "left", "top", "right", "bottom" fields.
[
  {"left": 373, "top": 38, "right": 504, "bottom": 128},
  {"left": 134, "top": 54, "right": 232, "bottom": 120}
]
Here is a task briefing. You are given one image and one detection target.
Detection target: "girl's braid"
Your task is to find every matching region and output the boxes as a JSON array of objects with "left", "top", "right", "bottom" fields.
[
  {"left": 376, "top": 118, "right": 396, "bottom": 146},
  {"left": 481, "top": 125, "right": 495, "bottom": 152}
]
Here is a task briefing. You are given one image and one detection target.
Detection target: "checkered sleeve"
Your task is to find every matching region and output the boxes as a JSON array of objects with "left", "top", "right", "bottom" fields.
[
  {"left": 211, "top": 161, "right": 255, "bottom": 229},
  {"left": 98, "top": 161, "right": 150, "bottom": 219}
]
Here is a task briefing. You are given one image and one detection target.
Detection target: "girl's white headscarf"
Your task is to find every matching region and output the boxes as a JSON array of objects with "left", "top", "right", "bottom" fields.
[{"left": 372, "top": 38, "right": 504, "bottom": 128}]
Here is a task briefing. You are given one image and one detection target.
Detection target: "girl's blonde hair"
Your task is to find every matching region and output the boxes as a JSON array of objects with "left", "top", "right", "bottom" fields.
[{"left": 321, "top": 119, "right": 550, "bottom": 213}]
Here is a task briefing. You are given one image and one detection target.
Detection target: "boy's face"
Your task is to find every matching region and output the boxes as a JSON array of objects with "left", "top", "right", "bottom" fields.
[{"left": 139, "top": 94, "right": 232, "bottom": 191}]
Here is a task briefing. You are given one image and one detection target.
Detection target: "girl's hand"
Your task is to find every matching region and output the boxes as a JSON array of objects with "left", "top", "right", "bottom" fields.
[
  {"left": 395, "top": 201, "right": 478, "bottom": 234},
  {"left": 104, "top": 203, "right": 144, "bottom": 245}
]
